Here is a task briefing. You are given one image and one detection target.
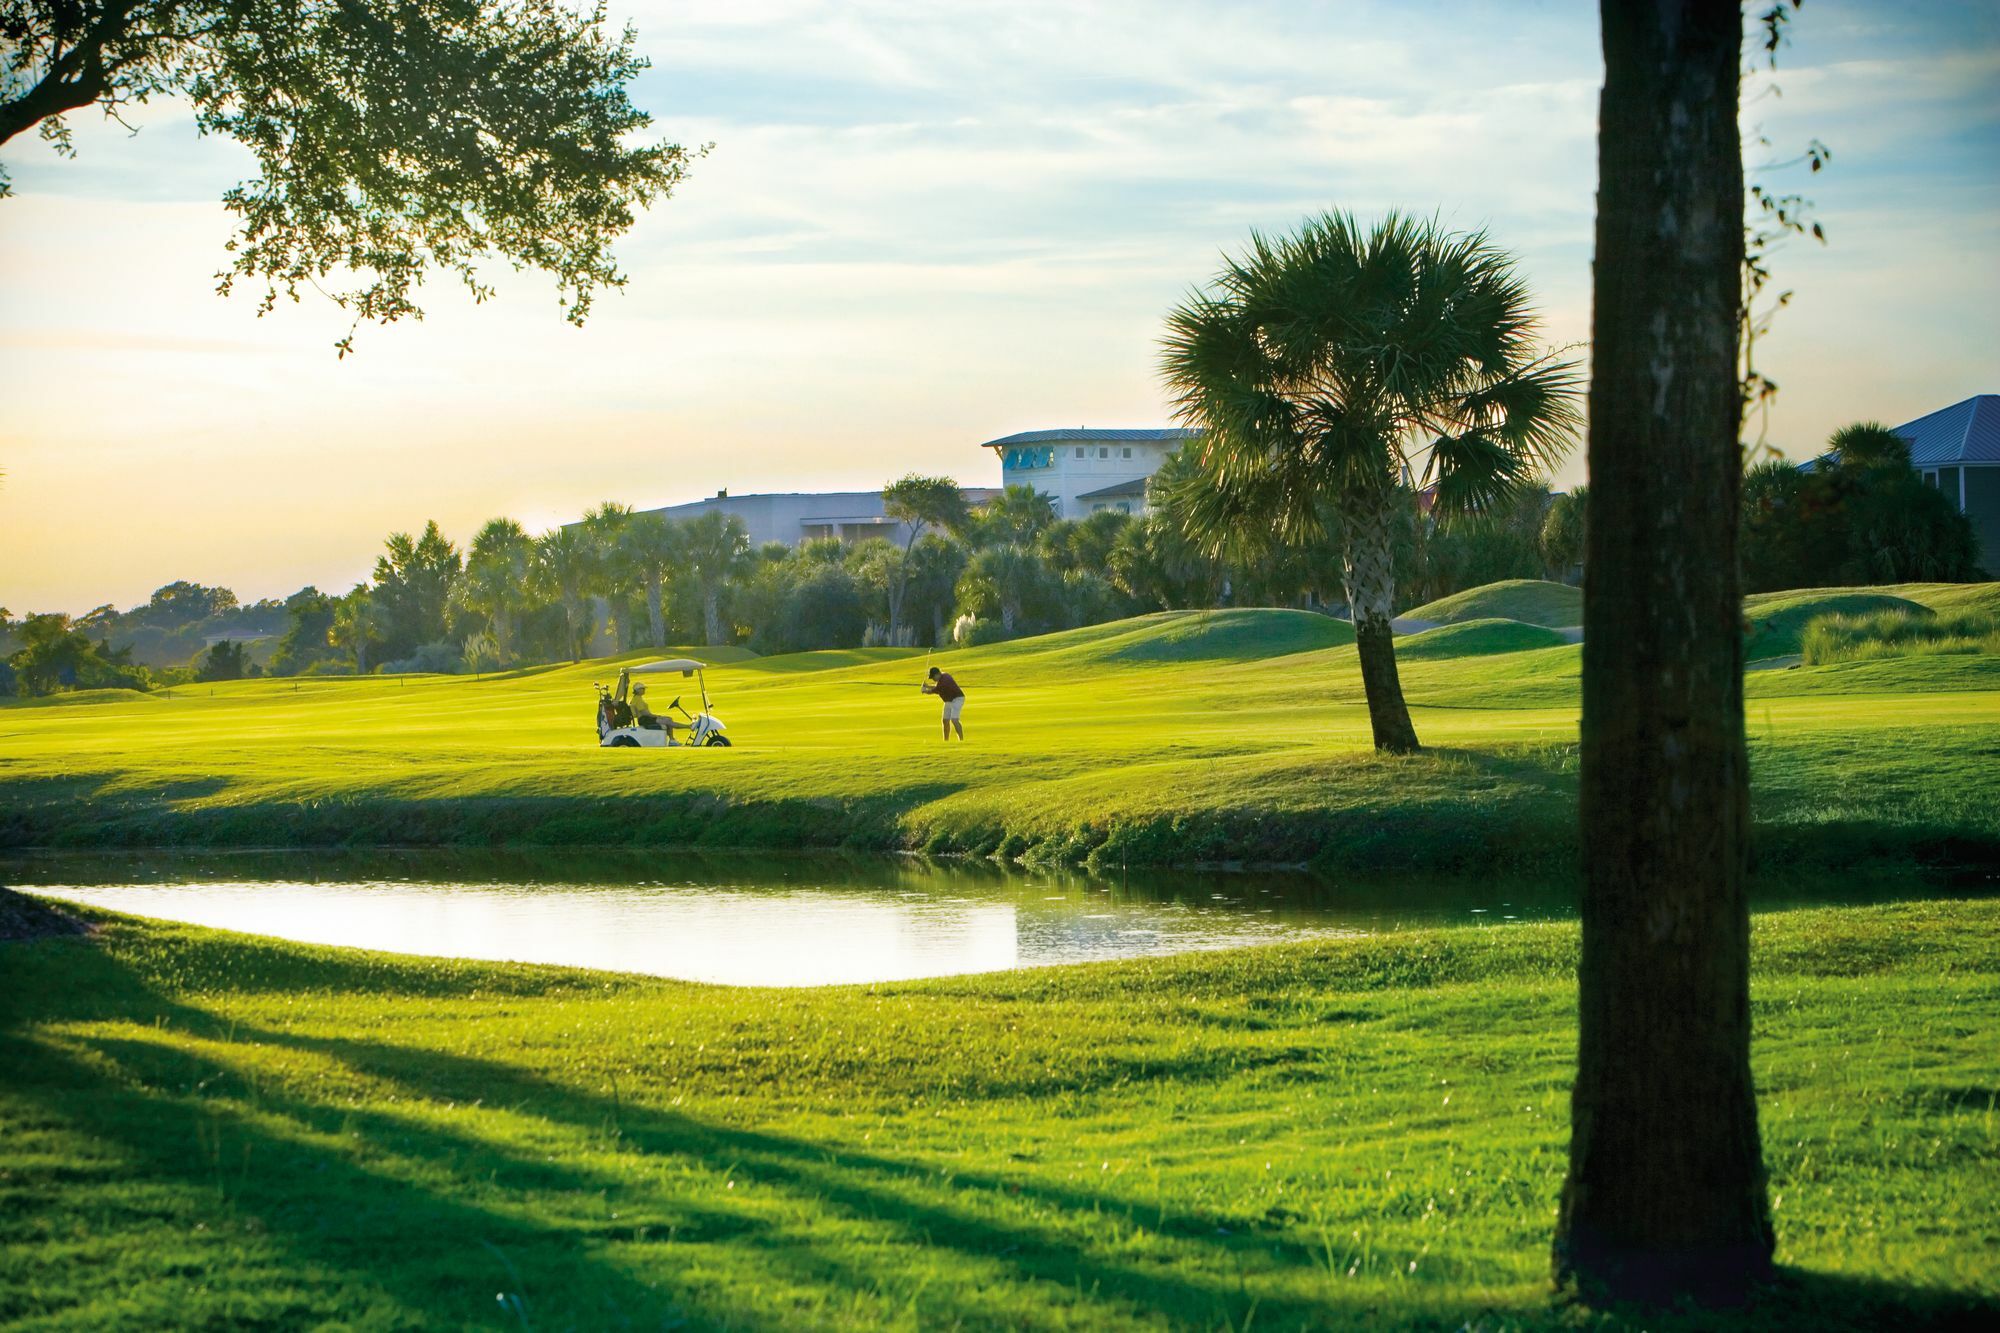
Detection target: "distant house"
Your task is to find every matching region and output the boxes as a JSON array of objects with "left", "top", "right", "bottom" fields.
[
  {"left": 635, "top": 487, "right": 1000, "bottom": 548},
  {"left": 980, "top": 427, "right": 1199, "bottom": 520},
  {"left": 1897, "top": 395, "right": 2000, "bottom": 572}
]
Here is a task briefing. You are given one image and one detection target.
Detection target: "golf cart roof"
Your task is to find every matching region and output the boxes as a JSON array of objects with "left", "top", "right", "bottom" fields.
[{"left": 626, "top": 658, "right": 706, "bottom": 676}]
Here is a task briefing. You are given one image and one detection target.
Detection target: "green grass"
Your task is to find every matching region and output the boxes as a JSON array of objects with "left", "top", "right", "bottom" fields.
[
  {"left": 2, "top": 584, "right": 1997, "bottom": 869},
  {"left": 1402, "top": 579, "right": 1582, "bottom": 628},
  {"left": 1742, "top": 584, "right": 2000, "bottom": 661},
  {"left": 1801, "top": 609, "right": 2000, "bottom": 665},
  {"left": 2, "top": 899, "right": 1993, "bottom": 1330},
  {"left": 1395, "top": 618, "right": 1572, "bottom": 660}
]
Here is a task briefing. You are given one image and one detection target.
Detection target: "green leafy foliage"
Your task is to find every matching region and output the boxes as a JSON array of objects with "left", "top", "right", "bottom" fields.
[
  {"left": 1, "top": 0, "right": 698, "bottom": 352},
  {"left": 1743, "top": 427, "right": 1983, "bottom": 593}
]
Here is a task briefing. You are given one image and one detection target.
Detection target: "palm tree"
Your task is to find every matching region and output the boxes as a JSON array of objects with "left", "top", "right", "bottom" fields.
[
  {"left": 679, "top": 511, "right": 751, "bottom": 645},
  {"left": 461, "top": 518, "right": 532, "bottom": 661},
  {"left": 581, "top": 502, "right": 636, "bottom": 651},
  {"left": 1160, "top": 211, "right": 1582, "bottom": 752},
  {"left": 975, "top": 484, "right": 1059, "bottom": 548},
  {"left": 957, "top": 545, "right": 1045, "bottom": 636},
  {"left": 532, "top": 526, "right": 597, "bottom": 662},
  {"left": 1824, "top": 420, "right": 1909, "bottom": 471},
  {"left": 618, "top": 513, "right": 684, "bottom": 648},
  {"left": 882, "top": 474, "right": 970, "bottom": 642}
]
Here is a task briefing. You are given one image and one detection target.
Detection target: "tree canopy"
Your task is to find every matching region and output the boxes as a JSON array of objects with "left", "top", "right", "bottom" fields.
[{"left": 1, "top": 0, "right": 696, "bottom": 351}]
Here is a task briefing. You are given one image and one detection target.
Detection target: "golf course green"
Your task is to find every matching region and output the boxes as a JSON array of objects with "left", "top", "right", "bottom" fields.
[{"left": 2, "top": 581, "right": 1995, "bottom": 870}]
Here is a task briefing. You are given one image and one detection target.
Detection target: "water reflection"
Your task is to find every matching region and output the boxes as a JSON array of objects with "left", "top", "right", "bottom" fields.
[{"left": 2, "top": 849, "right": 1968, "bottom": 987}]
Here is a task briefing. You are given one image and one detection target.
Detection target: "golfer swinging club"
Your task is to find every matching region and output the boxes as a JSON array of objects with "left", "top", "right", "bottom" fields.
[{"left": 921, "top": 665, "right": 966, "bottom": 741}]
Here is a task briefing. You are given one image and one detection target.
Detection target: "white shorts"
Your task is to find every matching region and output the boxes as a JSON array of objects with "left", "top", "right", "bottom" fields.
[{"left": 941, "top": 696, "right": 965, "bottom": 721}]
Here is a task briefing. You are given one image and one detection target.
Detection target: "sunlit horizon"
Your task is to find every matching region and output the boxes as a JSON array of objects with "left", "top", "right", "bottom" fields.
[{"left": 3, "top": 0, "right": 1996, "bottom": 615}]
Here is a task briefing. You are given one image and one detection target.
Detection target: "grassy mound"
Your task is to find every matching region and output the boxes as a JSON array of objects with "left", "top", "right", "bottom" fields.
[
  {"left": 1742, "top": 591, "right": 1931, "bottom": 660},
  {"left": 1402, "top": 579, "right": 1581, "bottom": 628},
  {"left": 1394, "top": 617, "right": 1571, "bottom": 660},
  {"left": 0, "top": 901, "right": 1993, "bottom": 1329}
]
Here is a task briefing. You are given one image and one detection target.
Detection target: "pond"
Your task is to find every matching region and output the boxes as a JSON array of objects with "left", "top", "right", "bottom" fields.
[{"left": 2, "top": 849, "right": 1964, "bottom": 987}]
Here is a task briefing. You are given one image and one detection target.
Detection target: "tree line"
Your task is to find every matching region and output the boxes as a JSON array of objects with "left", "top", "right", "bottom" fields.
[{"left": 1, "top": 417, "right": 1971, "bottom": 700}]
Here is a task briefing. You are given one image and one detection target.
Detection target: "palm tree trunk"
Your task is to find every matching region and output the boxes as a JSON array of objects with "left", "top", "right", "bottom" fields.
[
  {"left": 562, "top": 595, "right": 582, "bottom": 662},
  {"left": 702, "top": 585, "right": 723, "bottom": 646},
  {"left": 493, "top": 608, "right": 513, "bottom": 663},
  {"left": 647, "top": 579, "right": 665, "bottom": 648},
  {"left": 1554, "top": 0, "right": 1771, "bottom": 1306},
  {"left": 889, "top": 533, "right": 917, "bottom": 640},
  {"left": 999, "top": 599, "right": 1016, "bottom": 636},
  {"left": 1339, "top": 496, "right": 1420, "bottom": 753}
]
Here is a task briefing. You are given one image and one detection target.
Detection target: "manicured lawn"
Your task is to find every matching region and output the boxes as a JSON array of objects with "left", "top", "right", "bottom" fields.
[
  {"left": 2, "top": 899, "right": 1994, "bottom": 1329},
  {"left": 2, "top": 584, "right": 1997, "bottom": 867}
]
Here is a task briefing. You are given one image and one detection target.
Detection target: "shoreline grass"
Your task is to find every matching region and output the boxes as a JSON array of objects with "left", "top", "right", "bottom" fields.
[{"left": 2, "top": 898, "right": 1994, "bottom": 1329}]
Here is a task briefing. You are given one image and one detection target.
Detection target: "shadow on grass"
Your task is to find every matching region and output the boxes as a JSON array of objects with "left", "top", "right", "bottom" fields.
[
  {"left": 0, "top": 936, "right": 1452, "bottom": 1327},
  {"left": 5, "top": 930, "right": 1994, "bottom": 1330}
]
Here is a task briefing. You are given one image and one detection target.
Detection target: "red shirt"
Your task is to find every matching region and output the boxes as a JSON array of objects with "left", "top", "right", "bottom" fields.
[{"left": 931, "top": 672, "right": 963, "bottom": 702}]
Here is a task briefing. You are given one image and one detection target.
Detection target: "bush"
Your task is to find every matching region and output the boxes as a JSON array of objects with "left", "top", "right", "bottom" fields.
[
  {"left": 377, "top": 641, "right": 464, "bottom": 675},
  {"left": 1799, "top": 608, "right": 2000, "bottom": 665},
  {"left": 955, "top": 615, "right": 1013, "bottom": 647}
]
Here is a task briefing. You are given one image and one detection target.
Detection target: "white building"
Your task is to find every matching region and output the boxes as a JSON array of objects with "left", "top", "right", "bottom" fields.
[
  {"left": 979, "top": 427, "right": 1199, "bottom": 520},
  {"left": 637, "top": 487, "right": 1000, "bottom": 548}
]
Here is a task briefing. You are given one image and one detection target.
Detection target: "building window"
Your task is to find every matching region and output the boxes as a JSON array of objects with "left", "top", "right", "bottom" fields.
[
  {"left": 1116, "top": 502, "right": 1131, "bottom": 514},
  {"left": 1923, "top": 470, "right": 1939, "bottom": 488},
  {"left": 1098, "top": 447, "right": 1109, "bottom": 459},
  {"left": 1121, "top": 447, "right": 1132, "bottom": 459},
  {"left": 1075, "top": 446, "right": 1085, "bottom": 459}
]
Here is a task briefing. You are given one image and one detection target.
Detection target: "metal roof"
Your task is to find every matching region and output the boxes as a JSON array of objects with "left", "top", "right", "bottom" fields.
[
  {"left": 1895, "top": 395, "right": 2000, "bottom": 466},
  {"left": 1075, "top": 477, "right": 1149, "bottom": 500},
  {"left": 981, "top": 427, "right": 1200, "bottom": 449}
]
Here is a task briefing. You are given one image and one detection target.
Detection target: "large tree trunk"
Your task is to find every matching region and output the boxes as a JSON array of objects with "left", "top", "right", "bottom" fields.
[
  {"left": 1555, "top": 0, "right": 1772, "bottom": 1305},
  {"left": 1339, "top": 496, "right": 1419, "bottom": 754}
]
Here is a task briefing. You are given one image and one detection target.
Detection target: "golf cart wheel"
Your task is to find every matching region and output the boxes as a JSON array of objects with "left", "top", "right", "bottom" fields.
[
  {"left": 609, "top": 735, "right": 640, "bottom": 748},
  {"left": 705, "top": 734, "right": 732, "bottom": 747}
]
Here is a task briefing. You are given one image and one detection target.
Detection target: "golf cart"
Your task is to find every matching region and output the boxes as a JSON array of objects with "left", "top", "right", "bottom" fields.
[{"left": 596, "top": 658, "right": 731, "bottom": 748}]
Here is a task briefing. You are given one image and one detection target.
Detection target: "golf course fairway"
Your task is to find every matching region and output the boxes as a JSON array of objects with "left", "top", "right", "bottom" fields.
[{"left": 3, "top": 581, "right": 1996, "bottom": 869}]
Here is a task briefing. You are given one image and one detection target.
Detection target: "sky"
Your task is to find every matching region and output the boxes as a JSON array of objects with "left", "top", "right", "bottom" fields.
[{"left": 2, "top": 0, "right": 1997, "bottom": 615}]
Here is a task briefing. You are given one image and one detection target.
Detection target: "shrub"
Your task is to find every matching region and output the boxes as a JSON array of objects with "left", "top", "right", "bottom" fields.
[
  {"left": 1799, "top": 608, "right": 2000, "bottom": 665},
  {"left": 377, "top": 641, "right": 464, "bottom": 675}
]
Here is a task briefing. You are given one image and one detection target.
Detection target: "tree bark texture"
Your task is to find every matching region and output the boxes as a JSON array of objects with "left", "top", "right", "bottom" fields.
[
  {"left": 702, "top": 586, "right": 724, "bottom": 646},
  {"left": 1555, "top": 0, "right": 1773, "bottom": 1304},
  {"left": 1339, "top": 496, "right": 1420, "bottom": 753},
  {"left": 646, "top": 581, "right": 665, "bottom": 648}
]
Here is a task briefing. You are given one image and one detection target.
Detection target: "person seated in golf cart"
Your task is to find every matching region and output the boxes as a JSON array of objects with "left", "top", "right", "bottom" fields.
[{"left": 630, "top": 684, "right": 688, "bottom": 744}]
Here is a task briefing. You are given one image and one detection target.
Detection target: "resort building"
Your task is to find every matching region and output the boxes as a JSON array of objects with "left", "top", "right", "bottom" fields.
[
  {"left": 1898, "top": 394, "right": 2000, "bottom": 572},
  {"left": 617, "top": 424, "right": 1197, "bottom": 548},
  {"left": 637, "top": 488, "right": 1000, "bottom": 548},
  {"left": 979, "top": 427, "right": 1199, "bottom": 519}
]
